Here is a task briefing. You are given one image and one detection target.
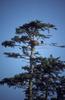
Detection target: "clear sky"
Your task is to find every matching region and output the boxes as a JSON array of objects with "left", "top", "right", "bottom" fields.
[
  {"left": 0, "top": 0, "right": 65, "bottom": 78},
  {"left": 0, "top": 0, "right": 65, "bottom": 100}
]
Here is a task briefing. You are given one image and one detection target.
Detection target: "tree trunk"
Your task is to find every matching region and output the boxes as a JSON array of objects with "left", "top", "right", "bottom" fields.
[
  {"left": 29, "top": 78, "right": 33, "bottom": 100},
  {"left": 45, "top": 85, "right": 48, "bottom": 100},
  {"left": 28, "top": 46, "right": 34, "bottom": 100},
  {"left": 45, "top": 90, "right": 48, "bottom": 100}
]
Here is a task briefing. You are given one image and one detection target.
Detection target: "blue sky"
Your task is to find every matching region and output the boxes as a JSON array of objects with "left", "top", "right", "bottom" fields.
[{"left": 0, "top": 0, "right": 65, "bottom": 78}]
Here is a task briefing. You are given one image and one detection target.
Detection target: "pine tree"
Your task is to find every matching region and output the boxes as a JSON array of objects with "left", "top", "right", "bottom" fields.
[
  {"left": 32, "top": 55, "right": 65, "bottom": 100},
  {"left": 0, "top": 20, "right": 65, "bottom": 100}
]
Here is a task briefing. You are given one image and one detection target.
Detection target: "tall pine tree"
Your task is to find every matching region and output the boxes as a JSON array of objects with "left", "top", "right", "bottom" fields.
[{"left": 0, "top": 20, "right": 65, "bottom": 100}]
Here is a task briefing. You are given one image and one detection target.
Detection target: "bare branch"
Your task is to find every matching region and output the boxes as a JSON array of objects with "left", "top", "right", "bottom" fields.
[{"left": 50, "top": 43, "right": 65, "bottom": 48}]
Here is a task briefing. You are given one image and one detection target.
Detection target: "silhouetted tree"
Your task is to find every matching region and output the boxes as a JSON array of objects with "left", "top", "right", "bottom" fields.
[
  {"left": 32, "top": 55, "right": 65, "bottom": 100},
  {"left": 0, "top": 20, "right": 65, "bottom": 100}
]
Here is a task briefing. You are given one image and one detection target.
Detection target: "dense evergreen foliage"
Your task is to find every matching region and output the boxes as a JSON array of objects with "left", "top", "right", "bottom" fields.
[{"left": 0, "top": 20, "right": 65, "bottom": 100}]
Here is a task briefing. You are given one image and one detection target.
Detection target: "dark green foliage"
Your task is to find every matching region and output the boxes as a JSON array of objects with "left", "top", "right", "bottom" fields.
[
  {"left": 12, "top": 36, "right": 30, "bottom": 43},
  {"left": 0, "top": 55, "right": 65, "bottom": 99},
  {"left": 4, "top": 52, "right": 23, "bottom": 58},
  {"left": 2, "top": 40, "right": 15, "bottom": 47},
  {"left": 0, "top": 20, "right": 65, "bottom": 100},
  {"left": 33, "top": 55, "right": 65, "bottom": 99}
]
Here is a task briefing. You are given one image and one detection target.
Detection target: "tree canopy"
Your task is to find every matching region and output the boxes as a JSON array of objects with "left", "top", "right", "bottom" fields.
[{"left": 0, "top": 20, "right": 65, "bottom": 100}]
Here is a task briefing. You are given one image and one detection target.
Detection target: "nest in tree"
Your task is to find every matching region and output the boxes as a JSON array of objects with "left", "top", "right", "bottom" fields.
[{"left": 29, "top": 40, "right": 39, "bottom": 46}]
